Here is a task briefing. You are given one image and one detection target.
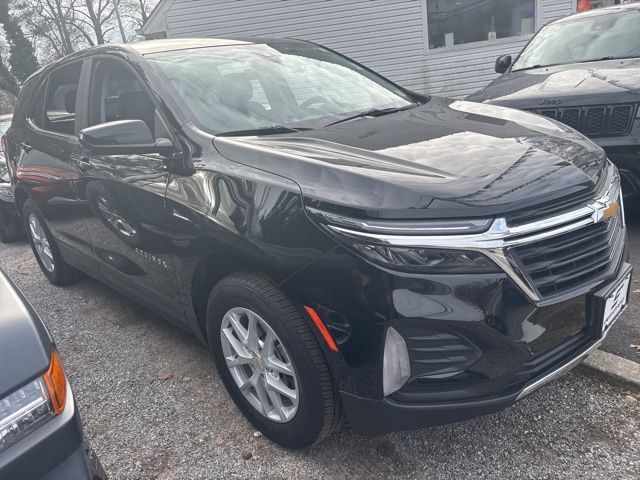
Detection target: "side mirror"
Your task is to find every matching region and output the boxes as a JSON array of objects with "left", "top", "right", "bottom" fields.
[
  {"left": 494, "top": 54, "right": 512, "bottom": 74},
  {"left": 79, "top": 119, "right": 174, "bottom": 156}
]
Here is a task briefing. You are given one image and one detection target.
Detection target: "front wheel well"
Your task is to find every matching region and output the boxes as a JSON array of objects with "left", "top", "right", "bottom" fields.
[{"left": 191, "top": 252, "right": 279, "bottom": 337}]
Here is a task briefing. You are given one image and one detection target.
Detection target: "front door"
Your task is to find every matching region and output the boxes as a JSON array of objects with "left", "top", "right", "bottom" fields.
[{"left": 76, "top": 56, "right": 184, "bottom": 323}]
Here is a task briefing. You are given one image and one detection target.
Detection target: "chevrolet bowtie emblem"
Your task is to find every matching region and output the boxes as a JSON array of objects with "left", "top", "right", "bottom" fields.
[
  {"left": 594, "top": 198, "right": 619, "bottom": 222},
  {"left": 602, "top": 199, "right": 618, "bottom": 220}
]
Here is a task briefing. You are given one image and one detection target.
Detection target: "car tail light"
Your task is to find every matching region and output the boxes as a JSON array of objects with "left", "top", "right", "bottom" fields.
[{"left": 0, "top": 349, "right": 67, "bottom": 452}]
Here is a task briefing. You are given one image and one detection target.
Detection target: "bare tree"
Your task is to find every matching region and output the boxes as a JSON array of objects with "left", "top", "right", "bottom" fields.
[
  {"left": 120, "top": 0, "right": 155, "bottom": 39},
  {"left": 74, "top": 0, "right": 115, "bottom": 46},
  {"left": 14, "top": 0, "right": 79, "bottom": 58},
  {"left": 13, "top": 0, "right": 158, "bottom": 64}
]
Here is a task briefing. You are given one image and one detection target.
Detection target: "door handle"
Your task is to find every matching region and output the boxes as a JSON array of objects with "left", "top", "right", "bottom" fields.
[{"left": 20, "top": 142, "right": 32, "bottom": 153}]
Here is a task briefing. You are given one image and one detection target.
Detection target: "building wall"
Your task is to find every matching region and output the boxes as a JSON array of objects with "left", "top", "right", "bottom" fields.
[
  {"left": 423, "top": 0, "right": 577, "bottom": 98},
  {"left": 153, "top": 0, "right": 577, "bottom": 98},
  {"left": 164, "top": 0, "right": 429, "bottom": 93}
]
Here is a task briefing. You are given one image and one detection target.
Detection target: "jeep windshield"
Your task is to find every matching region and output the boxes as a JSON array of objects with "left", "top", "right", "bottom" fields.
[
  {"left": 512, "top": 8, "right": 640, "bottom": 72},
  {"left": 146, "top": 43, "right": 417, "bottom": 135}
]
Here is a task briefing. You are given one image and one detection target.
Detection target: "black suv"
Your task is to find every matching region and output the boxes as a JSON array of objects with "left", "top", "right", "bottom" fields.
[
  {"left": 467, "top": 3, "right": 640, "bottom": 201},
  {"left": 4, "top": 38, "right": 631, "bottom": 448}
]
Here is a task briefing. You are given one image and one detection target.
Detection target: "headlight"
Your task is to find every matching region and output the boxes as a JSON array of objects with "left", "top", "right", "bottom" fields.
[
  {"left": 0, "top": 350, "right": 67, "bottom": 452},
  {"left": 307, "top": 208, "right": 499, "bottom": 273},
  {"left": 350, "top": 243, "right": 498, "bottom": 273}
]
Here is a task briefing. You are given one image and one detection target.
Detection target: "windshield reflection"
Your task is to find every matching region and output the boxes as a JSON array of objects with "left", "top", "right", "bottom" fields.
[{"left": 147, "top": 43, "right": 413, "bottom": 134}]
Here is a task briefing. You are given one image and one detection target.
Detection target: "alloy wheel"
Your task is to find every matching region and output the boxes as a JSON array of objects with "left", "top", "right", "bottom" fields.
[
  {"left": 28, "top": 213, "right": 55, "bottom": 272},
  {"left": 220, "top": 307, "right": 299, "bottom": 423}
]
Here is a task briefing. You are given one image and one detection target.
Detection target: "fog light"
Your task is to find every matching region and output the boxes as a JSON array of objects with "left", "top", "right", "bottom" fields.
[{"left": 383, "top": 327, "right": 411, "bottom": 396}]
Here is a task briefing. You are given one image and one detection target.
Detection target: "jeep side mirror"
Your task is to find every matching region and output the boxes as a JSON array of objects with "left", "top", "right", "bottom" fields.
[
  {"left": 495, "top": 54, "right": 512, "bottom": 74},
  {"left": 79, "top": 119, "right": 175, "bottom": 157}
]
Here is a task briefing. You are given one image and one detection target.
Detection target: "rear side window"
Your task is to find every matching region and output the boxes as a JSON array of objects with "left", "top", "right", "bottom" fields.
[{"left": 31, "top": 62, "right": 82, "bottom": 136}]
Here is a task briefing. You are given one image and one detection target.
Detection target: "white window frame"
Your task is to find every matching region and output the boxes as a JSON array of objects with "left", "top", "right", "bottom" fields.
[{"left": 421, "top": 0, "right": 539, "bottom": 53}]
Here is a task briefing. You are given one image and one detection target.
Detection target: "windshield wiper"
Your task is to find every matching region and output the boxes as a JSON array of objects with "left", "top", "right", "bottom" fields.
[
  {"left": 512, "top": 56, "right": 632, "bottom": 72},
  {"left": 324, "top": 103, "right": 420, "bottom": 128},
  {"left": 574, "top": 56, "right": 638, "bottom": 64},
  {"left": 218, "top": 125, "right": 313, "bottom": 137}
]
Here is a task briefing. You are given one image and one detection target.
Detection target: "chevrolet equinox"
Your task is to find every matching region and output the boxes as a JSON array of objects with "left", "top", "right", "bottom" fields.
[{"left": 3, "top": 38, "right": 631, "bottom": 448}]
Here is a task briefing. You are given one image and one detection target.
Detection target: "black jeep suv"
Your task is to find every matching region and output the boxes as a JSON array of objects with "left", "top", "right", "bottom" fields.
[
  {"left": 4, "top": 38, "right": 631, "bottom": 448},
  {"left": 467, "top": 3, "right": 640, "bottom": 202}
]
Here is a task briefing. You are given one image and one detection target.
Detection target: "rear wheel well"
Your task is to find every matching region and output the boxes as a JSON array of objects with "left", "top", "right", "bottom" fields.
[{"left": 191, "top": 252, "right": 275, "bottom": 336}]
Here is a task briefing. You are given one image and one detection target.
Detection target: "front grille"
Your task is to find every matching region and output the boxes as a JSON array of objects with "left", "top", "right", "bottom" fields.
[
  {"left": 510, "top": 215, "right": 622, "bottom": 297},
  {"left": 507, "top": 187, "right": 597, "bottom": 226},
  {"left": 530, "top": 104, "right": 637, "bottom": 137}
]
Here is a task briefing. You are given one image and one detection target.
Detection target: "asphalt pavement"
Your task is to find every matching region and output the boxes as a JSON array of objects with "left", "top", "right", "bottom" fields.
[{"left": 0, "top": 233, "right": 639, "bottom": 479}]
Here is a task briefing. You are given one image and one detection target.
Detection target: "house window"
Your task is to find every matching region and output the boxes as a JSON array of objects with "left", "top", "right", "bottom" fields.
[
  {"left": 427, "top": 0, "right": 536, "bottom": 49},
  {"left": 580, "top": 0, "right": 633, "bottom": 11}
]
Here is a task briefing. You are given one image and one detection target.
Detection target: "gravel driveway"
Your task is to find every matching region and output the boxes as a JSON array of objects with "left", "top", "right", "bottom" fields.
[{"left": 1, "top": 240, "right": 639, "bottom": 480}]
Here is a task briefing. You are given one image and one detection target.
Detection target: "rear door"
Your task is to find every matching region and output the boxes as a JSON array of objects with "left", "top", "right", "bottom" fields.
[
  {"left": 13, "top": 60, "right": 96, "bottom": 271},
  {"left": 75, "top": 55, "right": 184, "bottom": 323}
]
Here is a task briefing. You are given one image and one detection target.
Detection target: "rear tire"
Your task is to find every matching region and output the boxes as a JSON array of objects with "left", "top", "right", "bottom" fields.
[
  {"left": 206, "top": 272, "right": 343, "bottom": 448},
  {"left": 23, "top": 199, "right": 79, "bottom": 286}
]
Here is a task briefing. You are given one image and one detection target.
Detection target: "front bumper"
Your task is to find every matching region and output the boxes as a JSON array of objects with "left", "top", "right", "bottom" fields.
[
  {"left": 0, "top": 383, "right": 105, "bottom": 480},
  {"left": 340, "top": 263, "right": 631, "bottom": 437},
  {"left": 341, "top": 333, "right": 606, "bottom": 436}
]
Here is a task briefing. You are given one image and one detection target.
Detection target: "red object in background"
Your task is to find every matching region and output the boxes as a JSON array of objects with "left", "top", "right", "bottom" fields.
[{"left": 577, "top": 0, "right": 592, "bottom": 13}]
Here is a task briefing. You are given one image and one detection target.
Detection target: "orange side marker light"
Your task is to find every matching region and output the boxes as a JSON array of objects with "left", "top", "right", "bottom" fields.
[
  {"left": 43, "top": 349, "right": 67, "bottom": 415},
  {"left": 304, "top": 306, "right": 339, "bottom": 352}
]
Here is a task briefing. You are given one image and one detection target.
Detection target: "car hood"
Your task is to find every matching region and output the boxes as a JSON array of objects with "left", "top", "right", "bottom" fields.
[
  {"left": 0, "top": 269, "right": 52, "bottom": 398},
  {"left": 213, "top": 97, "right": 607, "bottom": 220},
  {"left": 467, "top": 58, "right": 640, "bottom": 108}
]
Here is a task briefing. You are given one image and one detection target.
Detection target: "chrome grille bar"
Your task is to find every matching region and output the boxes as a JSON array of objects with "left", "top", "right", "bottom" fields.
[{"left": 326, "top": 164, "right": 623, "bottom": 304}]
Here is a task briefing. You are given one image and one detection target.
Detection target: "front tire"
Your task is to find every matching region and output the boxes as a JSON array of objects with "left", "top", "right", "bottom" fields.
[
  {"left": 206, "top": 272, "right": 343, "bottom": 448},
  {"left": 23, "top": 199, "right": 79, "bottom": 285}
]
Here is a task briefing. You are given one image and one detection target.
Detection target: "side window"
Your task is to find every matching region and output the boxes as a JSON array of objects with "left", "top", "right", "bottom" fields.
[
  {"left": 89, "top": 59, "right": 167, "bottom": 139},
  {"left": 38, "top": 62, "right": 82, "bottom": 136},
  {"left": 29, "top": 80, "right": 47, "bottom": 128}
]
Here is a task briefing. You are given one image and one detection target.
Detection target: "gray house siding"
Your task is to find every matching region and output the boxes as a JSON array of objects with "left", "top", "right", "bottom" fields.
[
  {"left": 165, "top": 0, "right": 429, "bottom": 93},
  {"left": 144, "top": 0, "right": 578, "bottom": 98}
]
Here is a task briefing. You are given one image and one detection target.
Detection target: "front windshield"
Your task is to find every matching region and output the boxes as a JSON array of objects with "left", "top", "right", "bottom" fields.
[
  {"left": 146, "top": 43, "right": 414, "bottom": 134},
  {"left": 512, "top": 9, "right": 640, "bottom": 71}
]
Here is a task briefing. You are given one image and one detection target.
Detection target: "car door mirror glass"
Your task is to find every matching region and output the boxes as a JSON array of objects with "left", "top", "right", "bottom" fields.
[
  {"left": 494, "top": 54, "right": 512, "bottom": 74},
  {"left": 79, "top": 119, "right": 174, "bottom": 156}
]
